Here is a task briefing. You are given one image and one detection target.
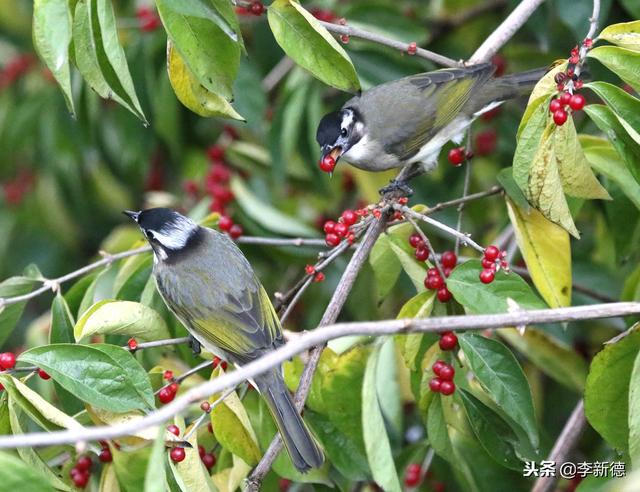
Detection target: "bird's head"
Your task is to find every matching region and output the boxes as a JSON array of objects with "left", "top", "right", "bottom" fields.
[
  {"left": 315, "top": 107, "right": 364, "bottom": 170},
  {"left": 124, "top": 208, "right": 199, "bottom": 260}
]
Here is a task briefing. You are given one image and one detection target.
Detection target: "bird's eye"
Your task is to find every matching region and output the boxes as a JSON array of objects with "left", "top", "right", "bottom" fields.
[
  {"left": 340, "top": 128, "right": 348, "bottom": 137},
  {"left": 146, "top": 230, "right": 155, "bottom": 240}
]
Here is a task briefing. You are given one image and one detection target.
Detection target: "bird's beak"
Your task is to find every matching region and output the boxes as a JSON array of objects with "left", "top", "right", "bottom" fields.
[
  {"left": 123, "top": 210, "right": 140, "bottom": 222},
  {"left": 321, "top": 145, "right": 343, "bottom": 163}
]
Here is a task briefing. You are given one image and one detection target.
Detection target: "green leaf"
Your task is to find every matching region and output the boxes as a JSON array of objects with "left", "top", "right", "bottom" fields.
[
  {"left": 111, "top": 441, "right": 151, "bottom": 492},
  {"left": 584, "top": 325, "right": 640, "bottom": 452},
  {"left": 370, "top": 234, "right": 402, "bottom": 300},
  {"left": 50, "top": 293, "right": 75, "bottom": 344},
  {"left": 157, "top": 0, "right": 239, "bottom": 43},
  {"left": 598, "top": 21, "right": 640, "bottom": 51},
  {"left": 167, "top": 42, "right": 244, "bottom": 120},
  {"left": 584, "top": 104, "right": 640, "bottom": 184},
  {"left": 33, "top": 0, "right": 74, "bottom": 114},
  {"left": 18, "top": 343, "right": 155, "bottom": 412},
  {"left": 581, "top": 135, "right": 640, "bottom": 210},
  {"left": 268, "top": 0, "right": 360, "bottom": 92},
  {"left": 90, "top": 0, "right": 146, "bottom": 121},
  {"left": 447, "top": 260, "right": 547, "bottom": 314},
  {"left": 74, "top": 300, "right": 169, "bottom": 342},
  {"left": 459, "top": 333, "right": 539, "bottom": 449},
  {"left": 505, "top": 198, "right": 571, "bottom": 308},
  {"left": 0, "top": 276, "right": 36, "bottom": 346},
  {"left": 588, "top": 46, "right": 640, "bottom": 93},
  {"left": 362, "top": 344, "right": 402, "bottom": 492},
  {"left": 426, "top": 393, "right": 455, "bottom": 462},
  {"left": 0, "top": 451, "right": 56, "bottom": 492},
  {"left": 514, "top": 95, "right": 550, "bottom": 191},
  {"left": 498, "top": 328, "right": 588, "bottom": 391},
  {"left": 230, "top": 177, "right": 317, "bottom": 237},
  {"left": 459, "top": 389, "right": 524, "bottom": 470},
  {"left": 209, "top": 368, "right": 262, "bottom": 466},
  {"left": 157, "top": 0, "right": 240, "bottom": 101},
  {"left": 497, "top": 168, "right": 530, "bottom": 212},
  {"left": 629, "top": 349, "right": 640, "bottom": 468},
  {"left": 586, "top": 82, "right": 640, "bottom": 142}
]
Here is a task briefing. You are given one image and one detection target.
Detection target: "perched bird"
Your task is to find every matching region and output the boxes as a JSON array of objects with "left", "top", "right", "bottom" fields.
[
  {"left": 316, "top": 62, "right": 546, "bottom": 192},
  {"left": 124, "top": 208, "right": 324, "bottom": 472}
]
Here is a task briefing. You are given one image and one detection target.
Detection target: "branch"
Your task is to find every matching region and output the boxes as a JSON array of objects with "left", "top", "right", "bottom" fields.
[
  {"left": 247, "top": 212, "right": 390, "bottom": 489},
  {"left": 532, "top": 400, "right": 587, "bottom": 492},
  {"left": 468, "top": 0, "right": 545, "bottom": 63},
  {"left": 319, "top": 21, "right": 460, "bottom": 68},
  {"left": 0, "top": 302, "right": 637, "bottom": 450}
]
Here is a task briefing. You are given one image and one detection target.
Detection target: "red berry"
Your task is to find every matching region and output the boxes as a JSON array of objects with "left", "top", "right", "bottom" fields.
[
  {"left": 314, "top": 272, "right": 325, "bottom": 283},
  {"left": 334, "top": 222, "right": 348, "bottom": 237},
  {"left": 443, "top": 267, "right": 453, "bottom": 277},
  {"left": 198, "top": 445, "right": 206, "bottom": 458},
  {"left": 37, "top": 368, "right": 50, "bottom": 380},
  {"left": 427, "top": 267, "right": 439, "bottom": 277},
  {"left": 429, "top": 377, "right": 442, "bottom": 393},
  {"left": 440, "top": 380, "right": 456, "bottom": 395},
  {"left": 170, "top": 447, "right": 186, "bottom": 463},
  {"left": 415, "top": 246, "right": 429, "bottom": 261},
  {"left": 325, "top": 233, "right": 341, "bottom": 247},
  {"left": 584, "top": 38, "right": 593, "bottom": 48},
  {"left": 228, "top": 224, "right": 243, "bottom": 239},
  {"left": 549, "top": 98, "right": 562, "bottom": 113},
  {"left": 127, "top": 338, "right": 138, "bottom": 350},
  {"left": 474, "top": 129, "right": 497, "bottom": 156},
  {"left": 479, "top": 269, "right": 495, "bottom": 284},
  {"left": 98, "top": 448, "right": 112, "bottom": 463},
  {"left": 183, "top": 180, "right": 199, "bottom": 196},
  {"left": 221, "top": 361, "right": 228, "bottom": 370},
  {"left": 167, "top": 424, "right": 180, "bottom": 436},
  {"left": 158, "top": 387, "right": 175, "bottom": 404},
  {"left": 431, "top": 274, "right": 444, "bottom": 290},
  {"left": 407, "top": 42, "right": 417, "bottom": 55},
  {"left": 491, "top": 54, "right": 506, "bottom": 77},
  {"left": 408, "top": 233, "right": 422, "bottom": 248},
  {"left": 407, "top": 463, "right": 421, "bottom": 476},
  {"left": 200, "top": 401, "right": 211, "bottom": 412},
  {"left": 340, "top": 34, "right": 350, "bottom": 44},
  {"left": 447, "top": 147, "right": 465, "bottom": 166},
  {"left": 305, "top": 265, "right": 316, "bottom": 275},
  {"left": 574, "top": 79, "right": 584, "bottom": 90},
  {"left": 250, "top": 1, "right": 264, "bottom": 15},
  {"left": 168, "top": 382, "right": 179, "bottom": 393},
  {"left": 439, "top": 332, "right": 458, "bottom": 350},
  {"left": 438, "top": 364, "right": 455, "bottom": 381},
  {"left": 484, "top": 245, "right": 500, "bottom": 261},
  {"left": 481, "top": 257, "right": 495, "bottom": 269},
  {"left": 404, "top": 464, "right": 421, "bottom": 487},
  {"left": 0, "top": 352, "right": 16, "bottom": 370},
  {"left": 202, "top": 452, "right": 216, "bottom": 469},
  {"left": 569, "top": 93, "right": 586, "bottom": 111},
  {"left": 553, "top": 109, "right": 568, "bottom": 125},
  {"left": 319, "top": 155, "right": 336, "bottom": 173},
  {"left": 218, "top": 215, "right": 233, "bottom": 231},
  {"left": 441, "top": 251, "right": 457, "bottom": 268},
  {"left": 207, "top": 145, "right": 225, "bottom": 161},
  {"left": 209, "top": 163, "right": 231, "bottom": 183},
  {"left": 279, "top": 478, "right": 292, "bottom": 491},
  {"left": 323, "top": 220, "right": 336, "bottom": 234},
  {"left": 76, "top": 455, "right": 92, "bottom": 472},
  {"left": 71, "top": 469, "right": 89, "bottom": 488},
  {"left": 559, "top": 91, "right": 572, "bottom": 105},
  {"left": 341, "top": 209, "right": 357, "bottom": 226},
  {"left": 432, "top": 360, "right": 446, "bottom": 375},
  {"left": 437, "top": 287, "right": 452, "bottom": 303}
]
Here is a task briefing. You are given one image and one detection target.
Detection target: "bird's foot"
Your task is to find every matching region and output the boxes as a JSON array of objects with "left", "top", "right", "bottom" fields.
[
  {"left": 189, "top": 336, "right": 201, "bottom": 356},
  {"left": 379, "top": 179, "right": 414, "bottom": 200}
]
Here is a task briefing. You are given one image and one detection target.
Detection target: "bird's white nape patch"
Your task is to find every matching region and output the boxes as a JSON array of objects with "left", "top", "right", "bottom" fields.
[{"left": 148, "top": 215, "right": 198, "bottom": 251}]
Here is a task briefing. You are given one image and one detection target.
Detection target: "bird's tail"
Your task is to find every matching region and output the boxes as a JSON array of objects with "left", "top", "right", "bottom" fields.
[
  {"left": 491, "top": 67, "right": 550, "bottom": 99},
  {"left": 254, "top": 369, "right": 324, "bottom": 473}
]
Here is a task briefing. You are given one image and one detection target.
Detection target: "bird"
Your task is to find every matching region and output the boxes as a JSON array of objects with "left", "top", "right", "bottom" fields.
[
  {"left": 315, "top": 62, "right": 547, "bottom": 193},
  {"left": 124, "top": 208, "right": 324, "bottom": 472}
]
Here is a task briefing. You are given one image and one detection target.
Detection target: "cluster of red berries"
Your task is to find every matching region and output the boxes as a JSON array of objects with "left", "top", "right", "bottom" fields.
[
  {"left": 408, "top": 235, "right": 457, "bottom": 303},
  {"left": 217, "top": 215, "right": 243, "bottom": 240},
  {"left": 136, "top": 6, "right": 161, "bottom": 32},
  {"left": 549, "top": 91, "right": 586, "bottom": 126},
  {"left": 479, "top": 245, "right": 507, "bottom": 284},
  {"left": 98, "top": 441, "right": 113, "bottom": 463},
  {"left": 198, "top": 445, "right": 217, "bottom": 469},
  {"left": 235, "top": 1, "right": 264, "bottom": 16},
  {"left": 404, "top": 463, "right": 422, "bottom": 488},
  {"left": 2, "top": 169, "right": 34, "bottom": 206},
  {"left": 158, "top": 370, "right": 180, "bottom": 404},
  {"left": 429, "top": 360, "right": 456, "bottom": 395},
  {"left": 0, "top": 54, "right": 35, "bottom": 90},
  {"left": 323, "top": 209, "right": 363, "bottom": 247},
  {"left": 69, "top": 455, "right": 93, "bottom": 488},
  {"left": 305, "top": 265, "right": 325, "bottom": 283}
]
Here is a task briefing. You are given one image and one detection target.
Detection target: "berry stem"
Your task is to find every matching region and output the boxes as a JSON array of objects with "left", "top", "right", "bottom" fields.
[{"left": 405, "top": 216, "right": 446, "bottom": 280}]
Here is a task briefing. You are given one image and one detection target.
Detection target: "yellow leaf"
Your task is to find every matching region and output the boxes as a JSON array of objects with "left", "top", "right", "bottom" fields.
[
  {"left": 211, "top": 455, "right": 252, "bottom": 492},
  {"left": 527, "top": 62, "right": 567, "bottom": 104},
  {"left": 167, "top": 42, "right": 244, "bottom": 120},
  {"left": 599, "top": 21, "right": 640, "bottom": 51},
  {"left": 99, "top": 464, "right": 121, "bottom": 492},
  {"left": 506, "top": 198, "right": 571, "bottom": 308}
]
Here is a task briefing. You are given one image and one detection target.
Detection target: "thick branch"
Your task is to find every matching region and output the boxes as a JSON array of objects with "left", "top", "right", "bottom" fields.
[
  {"left": 468, "top": 0, "right": 545, "bottom": 63},
  {"left": 0, "top": 302, "right": 637, "bottom": 449}
]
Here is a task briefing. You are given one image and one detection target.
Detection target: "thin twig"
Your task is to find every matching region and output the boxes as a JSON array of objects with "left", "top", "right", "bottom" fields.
[
  {"left": 126, "top": 337, "right": 191, "bottom": 352},
  {"left": 319, "top": 21, "right": 460, "bottom": 68},
  {"left": 0, "top": 302, "right": 637, "bottom": 449},
  {"left": 427, "top": 186, "right": 503, "bottom": 215},
  {"left": 247, "top": 211, "right": 390, "bottom": 490},
  {"left": 262, "top": 57, "right": 296, "bottom": 92},
  {"left": 455, "top": 135, "right": 474, "bottom": 256},
  {"left": 531, "top": 400, "right": 587, "bottom": 492},
  {"left": 468, "top": 0, "right": 545, "bottom": 63}
]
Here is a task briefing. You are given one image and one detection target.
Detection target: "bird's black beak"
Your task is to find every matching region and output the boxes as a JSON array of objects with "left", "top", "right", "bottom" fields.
[{"left": 123, "top": 210, "right": 140, "bottom": 222}]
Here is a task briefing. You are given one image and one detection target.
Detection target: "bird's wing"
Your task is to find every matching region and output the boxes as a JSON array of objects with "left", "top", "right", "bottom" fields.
[
  {"left": 360, "top": 64, "right": 495, "bottom": 161},
  {"left": 157, "top": 230, "right": 282, "bottom": 361}
]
